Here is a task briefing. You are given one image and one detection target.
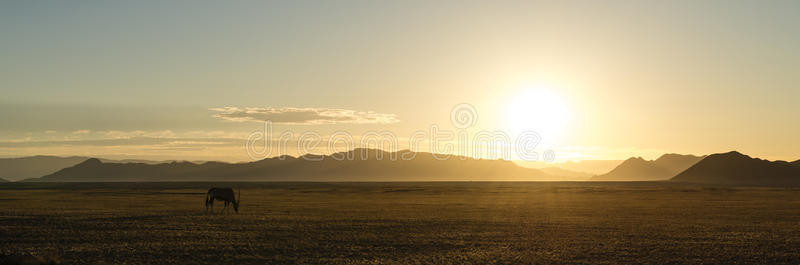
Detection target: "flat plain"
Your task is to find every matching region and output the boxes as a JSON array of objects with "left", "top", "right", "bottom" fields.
[{"left": 1, "top": 182, "right": 799, "bottom": 264}]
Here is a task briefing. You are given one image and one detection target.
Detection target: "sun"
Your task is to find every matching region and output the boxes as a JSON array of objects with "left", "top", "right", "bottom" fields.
[{"left": 504, "top": 88, "right": 570, "bottom": 143}]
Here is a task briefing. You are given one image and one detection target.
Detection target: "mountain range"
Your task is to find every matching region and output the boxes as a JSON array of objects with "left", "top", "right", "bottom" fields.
[
  {"left": 0, "top": 155, "right": 189, "bottom": 182},
  {"left": 26, "top": 149, "right": 560, "bottom": 182},
  {"left": 5, "top": 150, "right": 800, "bottom": 185},
  {"left": 671, "top": 151, "right": 800, "bottom": 185},
  {"left": 590, "top": 154, "right": 705, "bottom": 181}
]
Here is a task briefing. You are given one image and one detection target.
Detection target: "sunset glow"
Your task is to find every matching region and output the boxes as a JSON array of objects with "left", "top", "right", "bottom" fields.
[{"left": 504, "top": 87, "right": 570, "bottom": 145}]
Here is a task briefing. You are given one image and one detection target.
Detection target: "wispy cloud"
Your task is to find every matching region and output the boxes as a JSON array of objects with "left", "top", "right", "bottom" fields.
[
  {"left": 210, "top": 107, "right": 399, "bottom": 125},
  {"left": 0, "top": 130, "right": 252, "bottom": 161},
  {"left": 99, "top": 130, "right": 175, "bottom": 139},
  {"left": 0, "top": 137, "right": 242, "bottom": 148}
]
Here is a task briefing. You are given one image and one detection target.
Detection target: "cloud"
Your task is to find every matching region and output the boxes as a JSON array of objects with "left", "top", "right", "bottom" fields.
[
  {"left": 0, "top": 130, "right": 254, "bottom": 151},
  {"left": 0, "top": 137, "right": 243, "bottom": 148},
  {"left": 99, "top": 130, "right": 175, "bottom": 139},
  {"left": 210, "top": 107, "right": 399, "bottom": 125}
]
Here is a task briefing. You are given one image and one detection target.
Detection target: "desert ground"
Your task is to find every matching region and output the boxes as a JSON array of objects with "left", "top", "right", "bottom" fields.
[{"left": 1, "top": 182, "right": 799, "bottom": 264}]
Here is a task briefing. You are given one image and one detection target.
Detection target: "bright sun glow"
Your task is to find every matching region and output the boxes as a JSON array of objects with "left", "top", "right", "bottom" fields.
[{"left": 504, "top": 88, "right": 570, "bottom": 143}]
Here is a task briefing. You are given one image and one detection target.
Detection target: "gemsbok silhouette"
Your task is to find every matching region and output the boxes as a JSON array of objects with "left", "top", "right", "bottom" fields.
[{"left": 205, "top": 187, "right": 240, "bottom": 214}]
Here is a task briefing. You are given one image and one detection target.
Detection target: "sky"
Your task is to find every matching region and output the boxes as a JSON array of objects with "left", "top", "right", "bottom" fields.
[{"left": 1, "top": 0, "right": 798, "bottom": 163}]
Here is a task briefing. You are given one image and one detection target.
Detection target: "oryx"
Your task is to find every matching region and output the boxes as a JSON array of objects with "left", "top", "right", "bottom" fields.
[{"left": 205, "top": 187, "right": 240, "bottom": 214}]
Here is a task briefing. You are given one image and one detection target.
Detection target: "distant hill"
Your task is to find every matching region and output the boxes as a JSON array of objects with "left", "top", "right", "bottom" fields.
[
  {"left": 515, "top": 160, "right": 623, "bottom": 175},
  {"left": 671, "top": 151, "right": 800, "bottom": 186},
  {"left": 793, "top": 160, "right": 800, "bottom": 167},
  {"left": 590, "top": 154, "right": 705, "bottom": 181},
  {"left": 0, "top": 156, "right": 187, "bottom": 182},
  {"left": 0, "top": 177, "right": 8, "bottom": 182},
  {"left": 26, "top": 149, "right": 559, "bottom": 182},
  {"left": 538, "top": 167, "right": 592, "bottom": 180},
  {"left": 0, "top": 156, "right": 91, "bottom": 182}
]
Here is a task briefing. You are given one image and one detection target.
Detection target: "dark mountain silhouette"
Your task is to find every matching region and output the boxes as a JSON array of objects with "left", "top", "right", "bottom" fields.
[
  {"left": 671, "top": 151, "right": 800, "bottom": 185},
  {"left": 26, "top": 149, "right": 558, "bottom": 182},
  {"left": 793, "top": 160, "right": 800, "bottom": 167},
  {"left": 0, "top": 155, "right": 191, "bottom": 182},
  {"left": 590, "top": 153, "right": 705, "bottom": 181},
  {"left": 0, "top": 177, "right": 8, "bottom": 182}
]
